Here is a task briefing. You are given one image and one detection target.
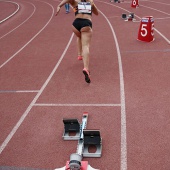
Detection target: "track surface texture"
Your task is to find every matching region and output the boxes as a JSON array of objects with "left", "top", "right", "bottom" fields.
[{"left": 0, "top": 0, "right": 170, "bottom": 170}]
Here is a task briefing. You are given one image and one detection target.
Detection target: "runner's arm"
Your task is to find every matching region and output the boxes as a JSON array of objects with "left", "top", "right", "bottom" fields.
[
  {"left": 56, "top": 0, "right": 70, "bottom": 16},
  {"left": 91, "top": 1, "right": 99, "bottom": 15}
]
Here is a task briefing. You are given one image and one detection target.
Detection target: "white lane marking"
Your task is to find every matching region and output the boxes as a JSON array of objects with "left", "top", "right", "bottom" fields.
[
  {"left": 34, "top": 103, "right": 121, "bottom": 107},
  {"left": 0, "top": 1, "right": 51, "bottom": 69},
  {"left": 0, "top": 0, "right": 20, "bottom": 24},
  {"left": 0, "top": 30, "right": 74, "bottom": 154},
  {"left": 0, "top": 1, "right": 70, "bottom": 154},
  {"left": 123, "top": 49, "right": 170, "bottom": 53},
  {"left": 0, "top": 2, "right": 36, "bottom": 40},
  {"left": 154, "top": 28, "right": 170, "bottom": 45},
  {"left": 0, "top": 90, "right": 39, "bottom": 93},
  {"left": 155, "top": 17, "right": 170, "bottom": 20},
  {"left": 97, "top": 4, "right": 127, "bottom": 170},
  {"left": 0, "top": 29, "right": 74, "bottom": 154},
  {"left": 140, "top": 4, "right": 170, "bottom": 16},
  {"left": 146, "top": 0, "right": 170, "bottom": 6}
]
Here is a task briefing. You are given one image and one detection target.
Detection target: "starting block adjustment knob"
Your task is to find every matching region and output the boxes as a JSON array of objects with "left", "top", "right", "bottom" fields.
[{"left": 69, "top": 153, "right": 82, "bottom": 169}]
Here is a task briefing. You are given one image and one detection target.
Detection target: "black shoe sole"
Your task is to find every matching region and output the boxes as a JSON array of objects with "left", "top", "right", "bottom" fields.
[{"left": 83, "top": 70, "right": 91, "bottom": 83}]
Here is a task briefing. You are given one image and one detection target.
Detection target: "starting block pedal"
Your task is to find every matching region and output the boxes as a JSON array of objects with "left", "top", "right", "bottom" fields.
[
  {"left": 63, "top": 118, "right": 80, "bottom": 140},
  {"left": 83, "top": 130, "right": 102, "bottom": 157}
]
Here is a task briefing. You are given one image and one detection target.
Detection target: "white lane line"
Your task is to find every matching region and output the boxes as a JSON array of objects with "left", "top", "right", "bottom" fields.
[
  {"left": 0, "top": 90, "right": 39, "bottom": 93},
  {"left": 0, "top": 2, "right": 36, "bottom": 40},
  {"left": 154, "top": 28, "right": 170, "bottom": 45},
  {"left": 123, "top": 49, "right": 170, "bottom": 53},
  {"left": 140, "top": 4, "right": 170, "bottom": 16},
  {"left": 0, "top": 1, "right": 64, "bottom": 154},
  {"left": 0, "top": 30, "right": 74, "bottom": 154},
  {"left": 0, "top": 1, "right": 51, "bottom": 69},
  {"left": 97, "top": 4, "right": 127, "bottom": 170},
  {"left": 0, "top": 0, "right": 20, "bottom": 24},
  {"left": 147, "top": 0, "right": 170, "bottom": 6},
  {"left": 34, "top": 103, "right": 121, "bottom": 107},
  {"left": 155, "top": 17, "right": 170, "bottom": 20}
]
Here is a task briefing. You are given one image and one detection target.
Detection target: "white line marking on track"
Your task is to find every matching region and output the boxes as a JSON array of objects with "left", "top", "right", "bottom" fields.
[
  {"left": 0, "top": 90, "right": 39, "bottom": 93},
  {"left": 154, "top": 28, "right": 170, "bottom": 45},
  {"left": 0, "top": 1, "right": 51, "bottom": 69},
  {"left": 0, "top": 1, "right": 63, "bottom": 154},
  {"left": 34, "top": 103, "right": 121, "bottom": 107},
  {"left": 97, "top": 4, "right": 127, "bottom": 170},
  {"left": 96, "top": 1, "right": 170, "bottom": 169},
  {"left": 0, "top": 0, "right": 20, "bottom": 24},
  {"left": 155, "top": 17, "right": 170, "bottom": 20},
  {"left": 0, "top": 2, "right": 36, "bottom": 40},
  {"left": 140, "top": 4, "right": 170, "bottom": 16},
  {"left": 123, "top": 49, "right": 170, "bottom": 53},
  {"left": 0, "top": 30, "right": 74, "bottom": 154},
  {"left": 148, "top": 0, "right": 170, "bottom": 6},
  {"left": 100, "top": 1, "right": 170, "bottom": 45}
]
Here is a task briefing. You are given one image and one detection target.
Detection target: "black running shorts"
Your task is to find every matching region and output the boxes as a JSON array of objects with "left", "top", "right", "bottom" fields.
[{"left": 72, "top": 18, "right": 92, "bottom": 32}]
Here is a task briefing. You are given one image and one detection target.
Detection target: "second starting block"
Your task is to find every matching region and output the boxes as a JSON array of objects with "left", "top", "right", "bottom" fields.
[{"left": 122, "top": 13, "right": 135, "bottom": 21}]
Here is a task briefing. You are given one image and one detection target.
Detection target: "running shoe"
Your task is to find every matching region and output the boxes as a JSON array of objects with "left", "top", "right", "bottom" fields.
[
  {"left": 83, "top": 68, "right": 91, "bottom": 83},
  {"left": 78, "top": 56, "right": 83, "bottom": 60}
]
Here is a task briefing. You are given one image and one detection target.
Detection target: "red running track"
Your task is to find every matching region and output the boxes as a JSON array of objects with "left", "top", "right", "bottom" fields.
[{"left": 0, "top": 0, "right": 170, "bottom": 170}]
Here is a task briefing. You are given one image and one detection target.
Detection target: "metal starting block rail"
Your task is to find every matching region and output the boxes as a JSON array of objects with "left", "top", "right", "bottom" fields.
[{"left": 55, "top": 112, "right": 102, "bottom": 170}]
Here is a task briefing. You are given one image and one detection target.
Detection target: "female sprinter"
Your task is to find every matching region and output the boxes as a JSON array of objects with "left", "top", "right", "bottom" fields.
[{"left": 56, "top": 0, "right": 99, "bottom": 83}]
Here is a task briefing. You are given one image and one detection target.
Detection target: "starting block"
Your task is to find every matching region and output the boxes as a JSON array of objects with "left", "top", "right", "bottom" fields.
[
  {"left": 110, "top": 0, "right": 124, "bottom": 3},
  {"left": 63, "top": 118, "right": 80, "bottom": 140},
  {"left": 114, "top": 0, "right": 120, "bottom": 3},
  {"left": 55, "top": 112, "right": 102, "bottom": 170},
  {"left": 83, "top": 130, "right": 102, "bottom": 157},
  {"left": 122, "top": 13, "right": 135, "bottom": 21}
]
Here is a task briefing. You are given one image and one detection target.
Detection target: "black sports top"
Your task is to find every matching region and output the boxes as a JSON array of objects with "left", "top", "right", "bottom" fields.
[{"left": 73, "top": 0, "right": 92, "bottom": 16}]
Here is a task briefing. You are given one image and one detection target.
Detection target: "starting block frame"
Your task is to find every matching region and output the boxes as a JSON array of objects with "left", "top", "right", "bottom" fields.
[
  {"left": 122, "top": 13, "right": 135, "bottom": 21},
  {"left": 55, "top": 112, "right": 102, "bottom": 170},
  {"left": 110, "top": 0, "right": 124, "bottom": 3},
  {"left": 62, "top": 113, "right": 102, "bottom": 157}
]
